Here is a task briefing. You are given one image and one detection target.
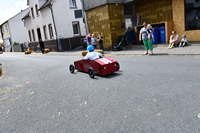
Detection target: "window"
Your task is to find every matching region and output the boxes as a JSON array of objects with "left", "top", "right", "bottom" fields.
[
  {"left": 72, "top": 21, "right": 80, "bottom": 35},
  {"left": 35, "top": 5, "right": 39, "bottom": 16},
  {"left": 185, "top": 0, "right": 200, "bottom": 30},
  {"left": 28, "top": 31, "right": 32, "bottom": 42},
  {"left": 31, "top": 7, "right": 34, "bottom": 18},
  {"left": 2, "top": 27, "right": 4, "bottom": 33},
  {"left": 124, "top": 4, "right": 133, "bottom": 15},
  {"left": 69, "top": 0, "right": 76, "bottom": 7},
  {"left": 32, "top": 29, "right": 35, "bottom": 41},
  {"left": 125, "top": 18, "right": 133, "bottom": 30},
  {"left": 5, "top": 25, "right": 8, "bottom": 32},
  {"left": 48, "top": 24, "right": 53, "bottom": 39},
  {"left": 74, "top": 10, "right": 83, "bottom": 18},
  {"left": 43, "top": 26, "right": 47, "bottom": 39}
]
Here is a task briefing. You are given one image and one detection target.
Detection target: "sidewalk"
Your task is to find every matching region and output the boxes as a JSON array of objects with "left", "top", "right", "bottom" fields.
[
  {"left": 47, "top": 45, "right": 200, "bottom": 56},
  {"left": 2, "top": 44, "right": 200, "bottom": 56}
]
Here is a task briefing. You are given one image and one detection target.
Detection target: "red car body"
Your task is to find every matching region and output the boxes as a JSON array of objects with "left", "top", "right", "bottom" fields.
[{"left": 73, "top": 57, "right": 119, "bottom": 76}]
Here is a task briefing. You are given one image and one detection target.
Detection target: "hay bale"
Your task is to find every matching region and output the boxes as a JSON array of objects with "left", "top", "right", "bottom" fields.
[
  {"left": 0, "top": 51, "right": 3, "bottom": 54},
  {"left": 44, "top": 48, "right": 50, "bottom": 53},
  {"left": 94, "top": 49, "right": 103, "bottom": 54},
  {"left": 0, "top": 67, "right": 2, "bottom": 76},
  {"left": 82, "top": 51, "right": 88, "bottom": 56},
  {"left": 81, "top": 49, "right": 104, "bottom": 56},
  {"left": 25, "top": 51, "right": 31, "bottom": 55},
  {"left": 27, "top": 48, "right": 31, "bottom": 52}
]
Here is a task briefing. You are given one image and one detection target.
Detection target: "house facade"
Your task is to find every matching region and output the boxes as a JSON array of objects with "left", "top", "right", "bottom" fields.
[
  {"left": 22, "top": 0, "right": 87, "bottom": 51},
  {"left": 83, "top": 0, "right": 200, "bottom": 50},
  {"left": 0, "top": 8, "right": 30, "bottom": 52},
  {"left": 1, "top": 22, "right": 11, "bottom": 52},
  {"left": 9, "top": 8, "right": 29, "bottom": 52},
  {"left": 0, "top": 33, "right": 3, "bottom": 46}
]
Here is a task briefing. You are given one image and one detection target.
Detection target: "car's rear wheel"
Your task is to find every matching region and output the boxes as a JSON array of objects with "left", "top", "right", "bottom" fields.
[
  {"left": 69, "top": 64, "right": 75, "bottom": 73},
  {"left": 88, "top": 67, "right": 95, "bottom": 78},
  {"left": 116, "top": 63, "right": 120, "bottom": 70}
]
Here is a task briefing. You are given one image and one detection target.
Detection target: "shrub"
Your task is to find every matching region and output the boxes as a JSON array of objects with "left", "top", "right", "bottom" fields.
[{"left": 13, "top": 42, "right": 19, "bottom": 45}]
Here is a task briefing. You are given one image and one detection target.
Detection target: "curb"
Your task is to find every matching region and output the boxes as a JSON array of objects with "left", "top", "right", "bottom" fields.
[{"left": 45, "top": 53, "right": 200, "bottom": 56}]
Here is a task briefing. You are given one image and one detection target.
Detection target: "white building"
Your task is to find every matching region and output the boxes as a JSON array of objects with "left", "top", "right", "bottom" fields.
[
  {"left": 0, "top": 27, "right": 4, "bottom": 47},
  {"left": 1, "top": 21, "right": 11, "bottom": 52},
  {"left": 9, "top": 8, "right": 29, "bottom": 51},
  {"left": 22, "top": 0, "right": 87, "bottom": 51},
  {"left": 0, "top": 8, "right": 29, "bottom": 52}
]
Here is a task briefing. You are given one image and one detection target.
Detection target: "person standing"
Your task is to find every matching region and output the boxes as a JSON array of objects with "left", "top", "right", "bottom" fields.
[
  {"left": 39, "top": 39, "right": 45, "bottom": 54},
  {"left": 86, "top": 32, "right": 91, "bottom": 46},
  {"left": 97, "top": 33, "right": 104, "bottom": 50},
  {"left": 139, "top": 22, "right": 153, "bottom": 55},
  {"left": 91, "top": 34, "right": 97, "bottom": 49},
  {"left": 10, "top": 46, "right": 12, "bottom": 52}
]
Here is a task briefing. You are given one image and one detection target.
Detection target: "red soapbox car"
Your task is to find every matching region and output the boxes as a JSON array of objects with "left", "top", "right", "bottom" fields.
[{"left": 69, "top": 57, "right": 120, "bottom": 78}]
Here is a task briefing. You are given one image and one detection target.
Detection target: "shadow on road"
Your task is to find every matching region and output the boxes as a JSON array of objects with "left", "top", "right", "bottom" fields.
[
  {"left": 150, "top": 53, "right": 169, "bottom": 55},
  {"left": 94, "top": 72, "right": 123, "bottom": 79}
]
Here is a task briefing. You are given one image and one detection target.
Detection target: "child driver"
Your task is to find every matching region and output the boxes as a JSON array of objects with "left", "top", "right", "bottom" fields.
[{"left": 84, "top": 45, "right": 102, "bottom": 60}]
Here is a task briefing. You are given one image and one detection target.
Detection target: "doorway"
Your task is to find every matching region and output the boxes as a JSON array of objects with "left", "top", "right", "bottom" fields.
[{"left": 37, "top": 28, "right": 42, "bottom": 41}]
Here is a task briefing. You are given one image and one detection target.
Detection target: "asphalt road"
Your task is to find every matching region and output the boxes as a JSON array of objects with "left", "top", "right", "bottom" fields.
[{"left": 0, "top": 53, "right": 200, "bottom": 133}]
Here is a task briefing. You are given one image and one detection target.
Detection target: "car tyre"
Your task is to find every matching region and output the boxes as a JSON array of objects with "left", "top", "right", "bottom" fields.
[
  {"left": 69, "top": 64, "right": 75, "bottom": 73},
  {"left": 116, "top": 62, "right": 120, "bottom": 70},
  {"left": 88, "top": 67, "right": 95, "bottom": 78}
]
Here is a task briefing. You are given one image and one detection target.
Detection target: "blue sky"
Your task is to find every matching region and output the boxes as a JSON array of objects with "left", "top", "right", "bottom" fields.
[{"left": 0, "top": 0, "right": 28, "bottom": 24}]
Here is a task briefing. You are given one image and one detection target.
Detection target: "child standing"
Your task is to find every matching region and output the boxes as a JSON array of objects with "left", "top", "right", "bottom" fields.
[
  {"left": 179, "top": 35, "right": 188, "bottom": 47},
  {"left": 91, "top": 34, "right": 97, "bottom": 49},
  {"left": 146, "top": 24, "right": 154, "bottom": 42}
]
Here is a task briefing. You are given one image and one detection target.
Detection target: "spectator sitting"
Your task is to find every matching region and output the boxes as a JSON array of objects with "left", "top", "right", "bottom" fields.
[
  {"left": 84, "top": 45, "right": 102, "bottom": 60},
  {"left": 168, "top": 31, "right": 179, "bottom": 49},
  {"left": 178, "top": 35, "right": 188, "bottom": 47}
]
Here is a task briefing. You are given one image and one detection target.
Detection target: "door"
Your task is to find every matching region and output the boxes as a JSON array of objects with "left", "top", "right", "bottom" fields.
[{"left": 37, "top": 28, "right": 42, "bottom": 40}]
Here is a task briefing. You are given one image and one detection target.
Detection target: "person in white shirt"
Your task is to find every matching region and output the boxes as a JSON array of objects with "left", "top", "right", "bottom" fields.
[
  {"left": 91, "top": 34, "right": 97, "bottom": 49},
  {"left": 168, "top": 31, "right": 179, "bottom": 49},
  {"left": 84, "top": 45, "right": 102, "bottom": 60}
]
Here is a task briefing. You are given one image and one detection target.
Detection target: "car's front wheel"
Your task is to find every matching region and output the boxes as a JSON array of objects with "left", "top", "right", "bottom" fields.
[
  {"left": 88, "top": 67, "right": 95, "bottom": 78},
  {"left": 69, "top": 64, "right": 75, "bottom": 73}
]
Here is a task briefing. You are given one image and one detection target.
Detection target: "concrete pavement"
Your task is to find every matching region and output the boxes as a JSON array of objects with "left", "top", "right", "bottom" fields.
[{"left": 1, "top": 54, "right": 200, "bottom": 132}]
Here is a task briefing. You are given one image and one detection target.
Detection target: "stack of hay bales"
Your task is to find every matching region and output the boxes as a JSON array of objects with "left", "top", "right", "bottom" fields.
[
  {"left": 82, "top": 49, "right": 104, "bottom": 56},
  {"left": 44, "top": 48, "right": 50, "bottom": 54},
  {"left": 25, "top": 48, "right": 31, "bottom": 55}
]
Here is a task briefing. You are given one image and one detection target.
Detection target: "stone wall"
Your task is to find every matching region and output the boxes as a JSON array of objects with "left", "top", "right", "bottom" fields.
[
  {"left": 86, "top": 4, "right": 125, "bottom": 50},
  {"left": 135, "top": 0, "right": 172, "bottom": 24},
  {"left": 172, "top": 0, "right": 200, "bottom": 41}
]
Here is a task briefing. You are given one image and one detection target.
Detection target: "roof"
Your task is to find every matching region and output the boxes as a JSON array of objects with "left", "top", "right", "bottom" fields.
[
  {"left": 1, "top": 8, "right": 29, "bottom": 25},
  {"left": 38, "top": 0, "right": 53, "bottom": 11},
  {"left": 21, "top": 11, "right": 30, "bottom": 20}
]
